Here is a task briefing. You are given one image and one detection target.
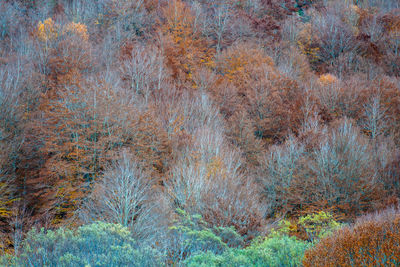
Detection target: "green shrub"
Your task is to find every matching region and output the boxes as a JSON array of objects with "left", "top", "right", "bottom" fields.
[
  {"left": 297, "top": 211, "right": 341, "bottom": 241},
  {"left": 10, "top": 222, "right": 163, "bottom": 267},
  {"left": 274, "top": 211, "right": 342, "bottom": 242},
  {"left": 185, "top": 234, "right": 310, "bottom": 267},
  {"left": 167, "top": 209, "right": 230, "bottom": 263}
]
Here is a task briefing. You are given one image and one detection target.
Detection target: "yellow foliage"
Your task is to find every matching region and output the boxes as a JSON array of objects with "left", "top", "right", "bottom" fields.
[
  {"left": 63, "top": 22, "right": 89, "bottom": 41},
  {"left": 37, "top": 19, "right": 89, "bottom": 43},
  {"left": 0, "top": 203, "right": 11, "bottom": 217},
  {"left": 206, "top": 156, "right": 226, "bottom": 180},
  {"left": 52, "top": 180, "right": 86, "bottom": 226},
  {"left": 0, "top": 182, "right": 15, "bottom": 218},
  {"left": 37, "top": 18, "right": 58, "bottom": 42},
  {"left": 318, "top": 73, "right": 338, "bottom": 86},
  {"left": 297, "top": 24, "right": 320, "bottom": 63}
]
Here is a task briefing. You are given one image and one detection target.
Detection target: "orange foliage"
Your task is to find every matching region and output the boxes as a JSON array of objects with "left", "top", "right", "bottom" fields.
[
  {"left": 63, "top": 22, "right": 89, "bottom": 42},
  {"left": 215, "top": 43, "right": 306, "bottom": 144},
  {"left": 161, "top": 0, "right": 213, "bottom": 82},
  {"left": 303, "top": 207, "right": 400, "bottom": 267},
  {"left": 216, "top": 43, "right": 275, "bottom": 88},
  {"left": 318, "top": 73, "right": 338, "bottom": 86}
]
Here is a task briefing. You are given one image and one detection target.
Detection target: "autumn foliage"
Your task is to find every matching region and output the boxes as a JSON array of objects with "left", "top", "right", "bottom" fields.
[
  {"left": 0, "top": 0, "right": 399, "bottom": 264},
  {"left": 303, "top": 207, "right": 400, "bottom": 266}
]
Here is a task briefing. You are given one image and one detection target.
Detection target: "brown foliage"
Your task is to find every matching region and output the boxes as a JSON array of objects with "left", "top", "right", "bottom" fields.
[
  {"left": 215, "top": 43, "right": 306, "bottom": 144},
  {"left": 20, "top": 78, "right": 171, "bottom": 226}
]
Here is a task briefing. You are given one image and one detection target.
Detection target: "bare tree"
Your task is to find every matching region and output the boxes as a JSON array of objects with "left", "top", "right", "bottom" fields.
[
  {"left": 9, "top": 201, "right": 32, "bottom": 256},
  {"left": 260, "top": 118, "right": 382, "bottom": 217},
  {"left": 212, "top": 3, "right": 231, "bottom": 53},
  {"left": 81, "top": 151, "right": 157, "bottom": 240},
  {"left": 312, "top": 11, "right": 357, "bottom": 66},
  {"left": 120, "top": 45, "right": 166, "bottom": 103},
  {"left": 165, "top": 126, "right": 266, "bottom": 237},
  {"left": 314, "top": 75, "right": 342, "bottom": 114},
  {"left": 361, "top": 94, "right": 388, "bottom": 140},
  {"left": 259, "top": 135, "right": 306, "bottom": 214}
]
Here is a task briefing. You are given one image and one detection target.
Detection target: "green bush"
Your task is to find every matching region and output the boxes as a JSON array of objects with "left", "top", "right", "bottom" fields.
[
  {"left": 167, "top": 209, "right": 230, "bottom": 263},
  {"left": 9, "top": 222, "right": 163, "bottom": 267},
  {"left": 275, "top": 211, "right": 342, "bottom": 242},
  {"left": 297, "top": 211, "right": 341, "bottom": 241},
  {"left": 185, "top": 234, "right": 310, "bottom": 267}
]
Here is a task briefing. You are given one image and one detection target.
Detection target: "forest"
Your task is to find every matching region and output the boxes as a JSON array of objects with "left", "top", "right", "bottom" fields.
[{"left": 0, "top": 0, "right": 399, "bottom": 266}]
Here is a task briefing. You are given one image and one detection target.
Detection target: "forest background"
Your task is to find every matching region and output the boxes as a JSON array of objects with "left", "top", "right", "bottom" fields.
[{"left": 0, "top": 0, "right": 400, "bottom": 265}]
